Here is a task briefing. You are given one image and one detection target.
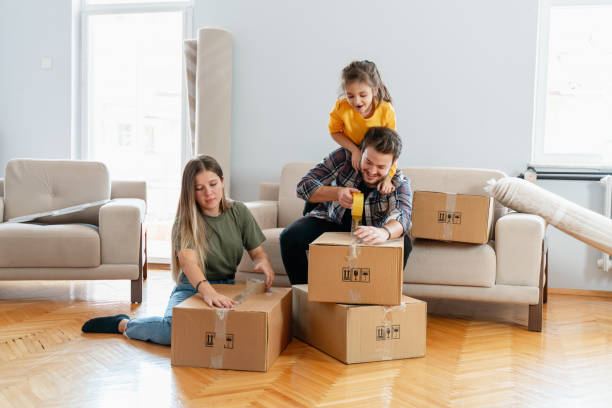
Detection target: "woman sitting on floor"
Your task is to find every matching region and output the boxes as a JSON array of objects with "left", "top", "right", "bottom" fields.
[{"left": 82, "top": 155, "right": 275, "bottom": 345}]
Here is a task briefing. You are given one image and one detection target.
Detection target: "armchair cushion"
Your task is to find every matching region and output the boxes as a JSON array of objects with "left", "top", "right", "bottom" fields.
[
  {"left": 245, "top": 200, "right": 278, "bottom": 230},
  {"left": 0, "top": 223, "right": 100, "bottom": 267},
  {"left": 404, "top": 239, "right": 496, "bottom": 287},
  {"left": 278, "top": 162, "right": 315, "bottom": 228},
  {"left": 4, "top": 159, "right": 110, "bottom": 225}
]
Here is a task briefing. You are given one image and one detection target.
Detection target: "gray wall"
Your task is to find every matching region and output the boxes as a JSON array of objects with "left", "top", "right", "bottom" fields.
[
  {"left": 0, "top": 0, "right": 610, "bottom": 290},
  {"left": 193, "top": 0, "right": 537, "bottom": 201},
  {"left": 0, "top": 0, "right": 73, "bottom": 172}
]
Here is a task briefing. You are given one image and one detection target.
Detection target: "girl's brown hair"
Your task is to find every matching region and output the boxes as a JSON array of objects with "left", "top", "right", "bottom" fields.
[
  {"left": 341, "top": 60, "right": 392, "bottom": 105},
  {"left": 170, "top": 155, "right": 231, "bottom": 282}
]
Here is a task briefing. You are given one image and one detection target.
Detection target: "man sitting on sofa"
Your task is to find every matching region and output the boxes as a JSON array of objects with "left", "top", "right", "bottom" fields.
[{"left": 280, "top": 126, "right": 413, "bottom": 285}]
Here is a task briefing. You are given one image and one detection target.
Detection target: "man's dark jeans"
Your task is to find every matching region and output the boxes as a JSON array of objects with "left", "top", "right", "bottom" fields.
[{"left": 280, "top": 216, "right": 412, "bottom": 285}]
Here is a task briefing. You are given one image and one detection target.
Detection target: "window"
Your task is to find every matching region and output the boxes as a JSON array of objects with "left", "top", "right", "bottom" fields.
[
  {"left": 81, "top": 1, "right": 193, "bottom": 262},
  {"left": 533, "top": 0, "right": 612, "bottom": 168}
]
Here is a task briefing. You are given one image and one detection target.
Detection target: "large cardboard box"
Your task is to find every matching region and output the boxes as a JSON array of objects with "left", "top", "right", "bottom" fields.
[
  {"left": 293, "top": 284, "right": 426, "bottom": 364},
  {"left": 171, "top": 285, "right": 292, "bottom": 372},
  {"left": 308, "top": 231, "right": 403, "bottom": 306},
  {"left": 410, "top": 191, "right": 494, "bottom": 244}
]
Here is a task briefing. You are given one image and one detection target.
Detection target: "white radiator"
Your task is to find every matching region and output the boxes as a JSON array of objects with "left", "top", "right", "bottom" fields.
[{"left": 598, "top": 175, "right": 612, "bottom": 272}]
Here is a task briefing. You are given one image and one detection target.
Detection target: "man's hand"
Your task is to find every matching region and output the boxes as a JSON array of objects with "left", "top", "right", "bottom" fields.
[
  {"left": 253, "top": 259, "right": 275, "bottom": 289},
  {"left": 354, "top": 225, "right": 389, "bottom": 245},
  {"left": 338, "top": 187, "right": 361, "bottom": 209}
]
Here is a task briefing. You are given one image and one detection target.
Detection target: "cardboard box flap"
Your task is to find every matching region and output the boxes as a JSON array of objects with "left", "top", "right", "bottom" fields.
[
  {"left": 176, "top": 284, "right": 290, "bottom": 313},
  {"left": 311, "top": 231, "right": 403, "bottom": 248}
]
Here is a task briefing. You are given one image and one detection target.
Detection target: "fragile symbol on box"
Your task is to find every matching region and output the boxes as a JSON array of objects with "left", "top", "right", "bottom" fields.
[
  {"left": 205, "top": 332, "right": 234, "bottom": 348},
  {"left": 205, "top": 332, "right": 215, "bottom": 347},
  {"left": 376, "top": 325, "right": 400, "bottom": 340},
  {"left": 342, "top": 267, "right": 370, "bottom": 283},
  {"left": 224, "top": 334, "right": 234, "bottom": 349},
  {"left": 437, "top": 211, "right": 462, "bottom": 224}
]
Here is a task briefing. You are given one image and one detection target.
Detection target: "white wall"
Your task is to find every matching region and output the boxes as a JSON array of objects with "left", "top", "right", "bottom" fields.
[
  {"left": 193, "top": 0, "right": 538, "bottom": 201},
  {"left": 0, "top": 0, "right": 610, "bottom": 291},
  {"left": 0, "top": 0, "right": 73, "bottom": 176},
  {"left": 538, "top": 179, "right": 612, "bottom": 291}
]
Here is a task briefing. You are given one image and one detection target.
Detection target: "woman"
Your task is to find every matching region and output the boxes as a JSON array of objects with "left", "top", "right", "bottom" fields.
[{"left": 82, "top": 155, "right": 275, "bottom": 345}]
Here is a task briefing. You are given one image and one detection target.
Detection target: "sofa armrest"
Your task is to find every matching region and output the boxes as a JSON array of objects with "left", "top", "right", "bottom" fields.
[
  {"left": 259, "top": 182, "right": 280, "bottom": 201},
  {"left": 0, "top": 197, "right": 3, "bottom": 223},
  {"left": 111, "top": 180, "right": 147, "bottom": 204},
  {"left": 245, "top": 200, "right": 278, "bottom": 230},
  {"left": 99, "top": 198, "right": 146, "bottom": 264},
  {"left": 495, "top": 213, "right": 546, "bottom": 287}
]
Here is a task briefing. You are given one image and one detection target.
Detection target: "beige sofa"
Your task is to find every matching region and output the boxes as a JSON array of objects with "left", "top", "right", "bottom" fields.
[
  {"left": 0, "top": 159, "right": 147, "bottom": 303},
  {"left": 238, "top": 163, "right": 547, "bottom": 331}
]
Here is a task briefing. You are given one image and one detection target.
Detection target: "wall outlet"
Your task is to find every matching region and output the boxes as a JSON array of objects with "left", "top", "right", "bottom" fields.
[{"left": 41, "top": 56, "right": 53, "bottom": 70}]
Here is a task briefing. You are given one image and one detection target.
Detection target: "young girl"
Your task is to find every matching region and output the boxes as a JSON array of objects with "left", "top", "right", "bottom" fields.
[{"left": 329, "top": 60, "right": 397, "bottom": 193}]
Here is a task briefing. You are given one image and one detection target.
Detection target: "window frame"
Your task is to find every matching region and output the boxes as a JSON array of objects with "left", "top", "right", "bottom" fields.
[
  {"left": 532, "top": 0, "right": 612, "bottom": 170},
  {"left": 78, "top": 0, "right": 193, "bottom": 165}
]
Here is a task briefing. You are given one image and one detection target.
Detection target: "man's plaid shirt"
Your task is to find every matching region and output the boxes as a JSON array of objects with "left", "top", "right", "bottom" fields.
[{"left": 296, "top": 148, "right": 413, "bottom": 235}]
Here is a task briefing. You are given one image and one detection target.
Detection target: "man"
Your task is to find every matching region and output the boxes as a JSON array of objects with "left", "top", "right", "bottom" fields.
[{"left": 280, "top": 126, "right": 413, "bottom": 285}]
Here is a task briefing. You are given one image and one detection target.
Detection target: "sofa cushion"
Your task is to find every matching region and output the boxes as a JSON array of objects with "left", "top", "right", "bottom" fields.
[
  {"left": 237, "top": 228, "right": 286, "bottom": 276},
  {"left": 404, "top": 238, "right": 496, "bottom": 287},
  {"left": 0, "top": 223, "right": 100, "bottom": 267},
  {"left": 4, "top": 159, "right": 110, "bottom": 225},
  {"left": 278, "top": 162, "right": 316, "bottom": 228}
]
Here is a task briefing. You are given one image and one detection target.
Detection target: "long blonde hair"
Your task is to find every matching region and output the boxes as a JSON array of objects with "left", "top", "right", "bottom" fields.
[{"left": 171, "top": 155, "right": 231, "bottom": 282}]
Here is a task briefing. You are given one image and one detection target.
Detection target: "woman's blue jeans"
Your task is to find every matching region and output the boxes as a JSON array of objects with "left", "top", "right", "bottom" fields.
[{"left": 124, "top": 273, "right": 235, "bottom": 345}]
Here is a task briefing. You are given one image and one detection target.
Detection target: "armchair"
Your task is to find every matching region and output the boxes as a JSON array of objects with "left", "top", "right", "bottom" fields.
[{"left": 0, "top": 159, "right": 147, "bottom": 303}]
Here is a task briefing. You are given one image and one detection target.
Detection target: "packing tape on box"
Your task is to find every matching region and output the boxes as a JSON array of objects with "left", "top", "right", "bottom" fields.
[
  {"left": 211, "top": 308, "right": 228, "bottom": 369},
  {"left": 348, "top": 288, "right": 361, "bottom": 303},
  {"left": 443, "top": 193, "right": 457, "bottom": 240},
  {"left": 233, "top": 278, "right": 266, "bottom": 304},
  {"left": 209, "top": 279, "right": 266, "bottom": 369},
  {"left": 377, "top": 302, "right": 408, "bottom": 361}
]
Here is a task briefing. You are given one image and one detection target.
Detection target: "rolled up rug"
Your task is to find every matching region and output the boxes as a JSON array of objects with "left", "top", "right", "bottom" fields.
[{"left": 487, "top": 177, "right": 612, "bottom": 255}]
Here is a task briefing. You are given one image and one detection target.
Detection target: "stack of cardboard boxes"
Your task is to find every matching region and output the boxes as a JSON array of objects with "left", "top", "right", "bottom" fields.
[{"left": 293, "top": 231, "right": 427, "bottom": 364}]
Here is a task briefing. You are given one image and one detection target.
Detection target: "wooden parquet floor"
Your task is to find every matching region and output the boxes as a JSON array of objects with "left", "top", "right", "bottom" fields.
[{"left": 1, "top": 270, "right": 611, "bottom": 408}]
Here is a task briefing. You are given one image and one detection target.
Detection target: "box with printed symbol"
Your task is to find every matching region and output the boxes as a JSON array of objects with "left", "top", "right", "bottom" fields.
[
  {"left": 410, "top": 191, "right": 494, "bottom": 244},
  {"left": 308, "top": 232, "right": 403, "bottom": 305},
  {"left": 171, "top": 284, "right": 292, "bottom": 371},
  {"left": 292, "top": 285, "right": 426, "bottom": 364}
]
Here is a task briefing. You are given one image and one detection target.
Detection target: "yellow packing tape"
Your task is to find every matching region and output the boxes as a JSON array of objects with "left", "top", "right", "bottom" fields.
[{"left": 352, "top": 192, "right": 364, "bottom": 220}]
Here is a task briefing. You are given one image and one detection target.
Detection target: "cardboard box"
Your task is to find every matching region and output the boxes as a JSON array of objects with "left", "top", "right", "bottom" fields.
[
  {"left": 292, "top": 284, "right": 426, "bottom": 364},
  {"left": 410, "top": 191, "right": 494, "bottom": 244},
  {"left": 171, "top": 284, "right": 292, "bottom": 372},
  {"left": 308, "top": 231, "right": 403, "bottom": 306}
]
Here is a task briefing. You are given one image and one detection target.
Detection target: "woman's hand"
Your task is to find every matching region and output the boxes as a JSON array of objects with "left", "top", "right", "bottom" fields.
[
  {"left": 253, "top": 259, "right": 275, "bottom": 288},
  {"left": 248, "top": 246, "right": 275, "bottom": 289},
  {"left": 200, "top": 285, "right": 237, "bottom": 308},
  {"left": 354, "top": 225, "right": 389, "bottom": 245}
]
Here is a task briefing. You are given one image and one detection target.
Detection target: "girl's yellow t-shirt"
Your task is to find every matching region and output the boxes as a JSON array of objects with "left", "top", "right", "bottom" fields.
[{"left": 328, "top": 98, "right": 397, "bottom": 178}]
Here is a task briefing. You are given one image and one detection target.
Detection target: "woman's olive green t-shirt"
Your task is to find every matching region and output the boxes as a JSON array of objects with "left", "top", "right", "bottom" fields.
[{"left": 174, "top": 201, "right": 265, "bottom": 281}]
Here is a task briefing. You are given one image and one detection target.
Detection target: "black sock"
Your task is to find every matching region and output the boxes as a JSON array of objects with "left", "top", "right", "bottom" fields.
[{"left": 81, "top": 314, "right": 130, "bottom": 334}]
